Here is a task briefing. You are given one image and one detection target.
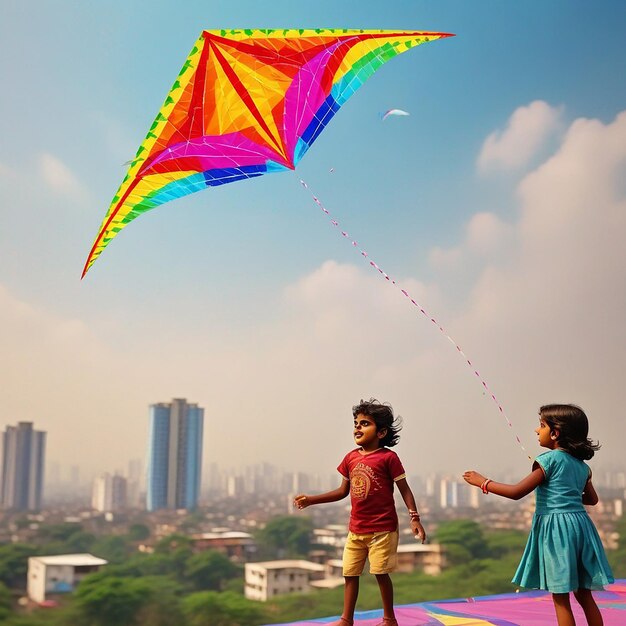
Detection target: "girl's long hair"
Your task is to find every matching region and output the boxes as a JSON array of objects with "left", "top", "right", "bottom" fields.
[{"left": 540, "top": 404, "right": 600, "bottom": 460}]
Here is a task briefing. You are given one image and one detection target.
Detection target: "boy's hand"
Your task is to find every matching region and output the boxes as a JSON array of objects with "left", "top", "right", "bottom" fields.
[
  {"left": 293, "top": 494, "right": 310, "bottom": 509},
  {"left": 411, "top": 519, "right": 426, "bottom": 543},
  {"left": 462, "top": 470, "right": 486, "bottom": 488}
]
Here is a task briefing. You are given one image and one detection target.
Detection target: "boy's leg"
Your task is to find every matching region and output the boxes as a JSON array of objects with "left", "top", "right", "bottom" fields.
[
  {"left": 336, "top": 576, "right": 359, "bottom": 624},
  {"left": 552, "top": 593, "right": 575, "bottom": 626},
  {"left": 375, "top": 573, "right": 396, "bottom": 621},
  {"left": 573, "top": 588, "right": 604, "bottom": 626},
  {"left": 339, "top": 532, "right": 367, "bottom": 625},
  {"left": 367, "top": 531, "right": 399, "bottom": 624}
]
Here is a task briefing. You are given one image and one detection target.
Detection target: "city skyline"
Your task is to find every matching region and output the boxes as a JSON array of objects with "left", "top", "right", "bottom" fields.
[{"left": 1, "top": 2, "right": 625, "bottom": 481}]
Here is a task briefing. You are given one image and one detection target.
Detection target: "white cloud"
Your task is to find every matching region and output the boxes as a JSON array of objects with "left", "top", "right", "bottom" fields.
[
  {"left": 478, "top": 100, "right": 563, "bottom": 172},
  {"left": 39, "top": 152, "right": 89, "bottom": 201},
  {"left": 430, "top": 212, "right": 513, "bottom": 271},
  {"left": 440, "top": 110, "right": 626, "bottom": 461}
]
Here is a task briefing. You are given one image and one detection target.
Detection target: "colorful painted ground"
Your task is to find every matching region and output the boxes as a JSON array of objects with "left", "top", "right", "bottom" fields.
[{"left": 269, "top": 580, "right": 626, "bottom": 625}]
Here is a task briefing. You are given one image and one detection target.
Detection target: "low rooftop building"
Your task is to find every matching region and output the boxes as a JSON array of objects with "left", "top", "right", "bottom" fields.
[
  {"left": 245, "top": 560, "right": 325, "bottom": 602},
  {"left": 27, "top": 553, "right": 107, "bottom": 604}
]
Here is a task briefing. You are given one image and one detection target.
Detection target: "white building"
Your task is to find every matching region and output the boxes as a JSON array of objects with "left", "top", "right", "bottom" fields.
[
  {"left": 92, "top": 473, "right": 127, "bottom": 512},
  {"left": 396, "top": 542, "right": 445, "bottom": 575},
  {"left": 439, "top": 478, "right": 480, "bottom": 509},
  {"left": 27, "top": 554, "right": 107, "bottom": 603},
  {"left": 245, "top": 560, "right": 325, "bottom": 601}
]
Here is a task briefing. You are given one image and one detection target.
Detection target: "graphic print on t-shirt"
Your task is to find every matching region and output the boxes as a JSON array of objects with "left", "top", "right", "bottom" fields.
[{"left": 351, "top": 462, "right": 383, "bottom": 500}]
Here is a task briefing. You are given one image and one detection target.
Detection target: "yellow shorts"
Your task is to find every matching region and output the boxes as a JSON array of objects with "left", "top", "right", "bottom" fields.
[{"left": 342, "top": 530, "right": 399, "bottom": 576}]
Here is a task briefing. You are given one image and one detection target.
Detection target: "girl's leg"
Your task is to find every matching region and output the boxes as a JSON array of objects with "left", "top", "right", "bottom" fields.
[
  {"left": 573, "top": 588, "right": 604, "bottom": 626},
  {"left": 552, "top": 593, "right": 575, "bottom": 626},
  {"left": 375, "top": 574, "right": 396, "bottom": 620},
  {"left": 336, "top": 576, "right": 359, "bottom": 625}
]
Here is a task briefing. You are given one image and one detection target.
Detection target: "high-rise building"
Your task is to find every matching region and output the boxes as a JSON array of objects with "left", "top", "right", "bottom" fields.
[
  {"left": 439, "top": 477, "right": 479, "bottom": 509},
  {"left": 0, "top": 422, "right": 46, "bottom": 511},
  {"left": 146, "top": 398, "right": 204, "bottom": 511},
  {"left": 92, "top": 473, "right": 128, "bottom": 513}
]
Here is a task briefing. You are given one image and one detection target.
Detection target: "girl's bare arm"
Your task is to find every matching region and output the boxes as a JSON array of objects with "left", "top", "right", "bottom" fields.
[
  {"left": 294, "top": 479, "right": 350, "bottom": 509},
  {"left": 582, "top": 476, "right": 599, "bottom": 505},
  {"left": 463, "top": 466, "right": 545, "bottom": 500}
]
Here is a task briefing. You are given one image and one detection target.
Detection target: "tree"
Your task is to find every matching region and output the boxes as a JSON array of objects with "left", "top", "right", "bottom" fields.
[
  {"left": 90, "top": 535, "right": 130, "bottom": 564},
  {"left": 0, "top": 581, "right": 11, "bottom": 621},
  {"left": 127, "top": 524, "right": 150, "bottom": 542},
  {"left": 609, "top": 515, "right": 626, "bottom": 577},
  {"left": 0, "top": 543, "right": 39, "bottom": 589},
  {"left": 435, "top": 519, "right": 489, "bottom": 565},
  {"left": 75, "top": 575, "right": 148, "bottom": 626},
  {"left": 75, "top": 574, "right": 182, "bottom": 626},
  {"left": 36, "top": 523, "right": 84, "bottom": 544},
  {"left": 184, "top": 550, "right": 240, "bottom": 591},
  {"left": 255, "top": 516, "right": 313, "bottom": 559},
  {"left": 182, "top": 591, "right": 267, "bottom": 626}
]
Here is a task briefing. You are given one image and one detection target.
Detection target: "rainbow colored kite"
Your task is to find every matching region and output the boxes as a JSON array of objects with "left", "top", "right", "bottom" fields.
[{"left": 82, "top": 28, "right": 452, "bottom": 277}]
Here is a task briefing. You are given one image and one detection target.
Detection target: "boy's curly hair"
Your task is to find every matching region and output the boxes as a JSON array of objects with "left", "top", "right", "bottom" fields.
[{"left": 352, "top": 398, "right": 402, "bottom": 447}]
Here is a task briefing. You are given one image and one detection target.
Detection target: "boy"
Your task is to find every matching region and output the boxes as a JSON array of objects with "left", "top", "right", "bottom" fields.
[{"left": 294, "top": 398, "right": 425, "bottom": 626}]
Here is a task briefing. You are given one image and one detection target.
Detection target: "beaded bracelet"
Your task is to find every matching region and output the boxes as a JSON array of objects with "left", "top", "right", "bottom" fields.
[{"left": 408, "top": 509, "right": 421, "bottom": 521}]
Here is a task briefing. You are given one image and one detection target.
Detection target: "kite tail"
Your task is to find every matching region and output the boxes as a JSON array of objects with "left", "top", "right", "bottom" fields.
[{"left": 299, "top": 177, "right": 531, "bottom": 460}]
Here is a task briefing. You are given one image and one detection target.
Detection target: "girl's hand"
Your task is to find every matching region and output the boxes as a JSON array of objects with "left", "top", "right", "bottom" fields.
[
  {"left": 293, "top": 494, "right": 310, "bottom": 509},
  {"left": 411, "top": 519, "right": 426, "bottom": 543},
  {"left": 462, "top": 470, "right": 486, "bottom": 488}
]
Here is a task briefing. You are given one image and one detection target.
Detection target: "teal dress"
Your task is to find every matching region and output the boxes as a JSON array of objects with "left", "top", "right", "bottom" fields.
[{"left": 512, "top": 449, "right": 614, "bottom": 593}]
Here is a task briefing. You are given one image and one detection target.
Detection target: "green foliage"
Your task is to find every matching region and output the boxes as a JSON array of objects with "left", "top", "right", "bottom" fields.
[
  {"left": 484, "top": 530, "right": 528, "bottom": 558},
  {"left": 435, "top": 520, "right": 489, "bottom": 564},
  {"left": 90, "top": 535, "right": 131, "bottom": 564},
  {"left": 36, "top": 523, "right": 84, "bottom": 544},
  {"left": 182, "top": 591, "right": 267, "bottom": 626},
  {"left": 74, "top": 575, "right": 149, "bottom": 625},
  {"left": 255, "top": 516, "right": 313, "bottom": 559},
  {"left": 184, "top": 550, "right": 240, "bottom": 591},
  {"left": 75, "top": 575, "right": 182, "bottom": 626},
  {"left": 609, "top": 515, "right": 626, "bottom": 577},
  {"left": 154, "top": 534, "right": 191, "bottom": 554},
  {"left": 0, "top": 543, "right": 39, "bottom": 589},
  {"left": 127, "top": 524, "right": 151, "bottom": 542},
  {"left": 0, "top": 580, "right": 11, "bottom": 621}
]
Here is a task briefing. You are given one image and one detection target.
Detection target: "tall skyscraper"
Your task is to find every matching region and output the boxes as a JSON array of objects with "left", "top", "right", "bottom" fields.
[
  {"left": 146, "top": 398, "right": 204, "bottom": 511},
  {"left": 0, "top": 422, "right": 46, "bottom": 511}
]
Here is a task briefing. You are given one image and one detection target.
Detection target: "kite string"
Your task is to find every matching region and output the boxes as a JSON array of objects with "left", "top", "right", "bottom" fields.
[{"left": 299, "top": 177, "right": 531, "bottom": 460}]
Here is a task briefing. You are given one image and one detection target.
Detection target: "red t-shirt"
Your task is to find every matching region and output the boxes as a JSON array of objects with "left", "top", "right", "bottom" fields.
[{"left": 337, "top": 447, "right": 406, "bottom": 534}]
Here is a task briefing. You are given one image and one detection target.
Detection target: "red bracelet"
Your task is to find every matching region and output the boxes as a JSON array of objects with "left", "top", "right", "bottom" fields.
[
  {"left": 408, "top": 509, "right": 421, "bottom": 521},
  {"left": 481, "top": 479, "right": 492, "bottom": 494}
]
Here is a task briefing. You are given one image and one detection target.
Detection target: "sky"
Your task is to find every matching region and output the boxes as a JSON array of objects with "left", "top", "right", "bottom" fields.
[{"left": 1, "top": 1, "right": 625, "bottom": 485}]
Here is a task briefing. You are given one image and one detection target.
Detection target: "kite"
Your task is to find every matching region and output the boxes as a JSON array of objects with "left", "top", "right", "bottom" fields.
[
  {"left": 381, "top": 108, "right": 410, "bottom": 120},
  {"left": 81, "top": 28, "right": 452, "bottom": 278}
]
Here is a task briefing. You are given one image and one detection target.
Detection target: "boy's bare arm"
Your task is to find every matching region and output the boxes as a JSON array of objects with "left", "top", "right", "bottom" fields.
[
  {"left": 396, "top": 478, "right": 426, "bottom": 543},
  {"left": 294, "top": 479, "right": 350, "bottom": 509}
]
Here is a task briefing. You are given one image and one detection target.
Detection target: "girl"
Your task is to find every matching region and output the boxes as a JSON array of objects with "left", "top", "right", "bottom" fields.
[{"left": 463, "top": 404, "right": 614, "bottom": 626}]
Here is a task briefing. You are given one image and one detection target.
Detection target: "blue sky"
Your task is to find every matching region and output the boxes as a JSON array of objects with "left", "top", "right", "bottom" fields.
[{"left": 1, "top": 1, "right": 625, "bottom": 482}]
